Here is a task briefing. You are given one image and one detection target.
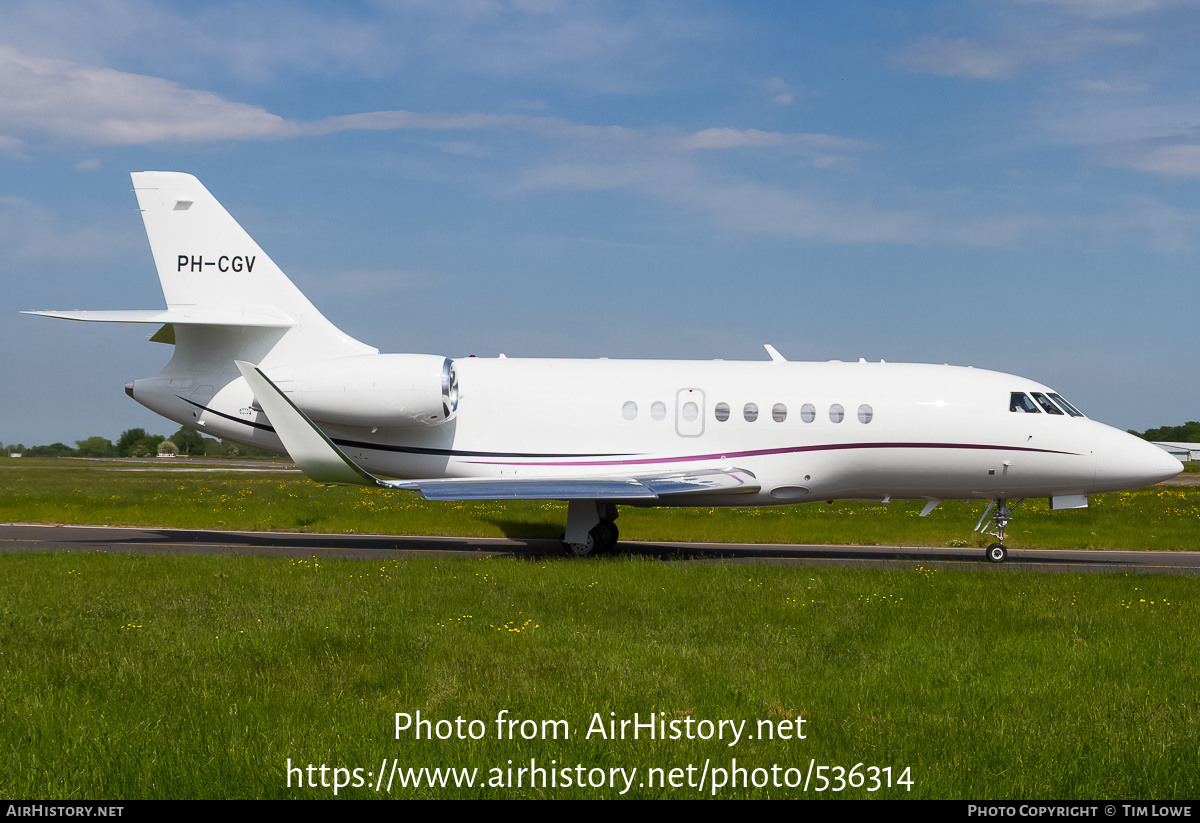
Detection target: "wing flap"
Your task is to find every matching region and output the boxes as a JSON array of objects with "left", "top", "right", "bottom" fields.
[
  {"left": 382, "top": 477, "right": 657, "bottom": 500},
  {"left": 382, "top": 469, "right": 758, "bottom": 500},
  {"left": 639, "top": 468, "right": 759, "bottom": 496}
]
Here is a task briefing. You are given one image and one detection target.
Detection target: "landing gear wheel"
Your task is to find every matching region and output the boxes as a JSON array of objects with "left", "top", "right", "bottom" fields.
[
  {"left": 976, "top": 499, "right": 1021, "bottom": 564},
  {"left": 562, "top": 521, "right": 618, "bottom": 557},
  {"left": 563, "top": 532, "right": 597, "bottom": 557},
  {"left": 592, "top": 521, "right": 619, "bottom": 552}
]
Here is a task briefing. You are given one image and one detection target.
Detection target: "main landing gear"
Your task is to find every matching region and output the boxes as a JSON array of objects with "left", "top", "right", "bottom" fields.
[
  {"left": 975, "top": 498, "right": 1024, "bottom": 563},
  {"left": 562, "top": 501, "right": 619, "bottom": 557}
]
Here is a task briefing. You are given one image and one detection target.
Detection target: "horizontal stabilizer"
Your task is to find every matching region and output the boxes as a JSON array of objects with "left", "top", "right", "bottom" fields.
[{"left": 24, "top": 309, "right": 294, "bottom": 327}]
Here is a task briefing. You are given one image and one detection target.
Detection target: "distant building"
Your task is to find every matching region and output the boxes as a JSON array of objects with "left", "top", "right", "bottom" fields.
[{"left": 1151, "top": 442, "right": 1200, "bottom": 462}]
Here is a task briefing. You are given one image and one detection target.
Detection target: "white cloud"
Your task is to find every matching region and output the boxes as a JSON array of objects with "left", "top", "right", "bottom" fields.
[
  {"left": 1040, "top": 98, "right": 1200, "bottom": 147},
  {"left": 0, "top": 37, "right": 1034, "bottom": 250},
  {"left": 1110, "top": 144, "right": 1200, "bottom": 177},
  {"left": 895, "top": 36, "right": 1019, "bottom": 80},
  {"left": 438, "top": 140, "right": 492, "bottom": 157},
  {"left": 0, "top": 47, "right": 576, "bottom": 145},
  {"left": 893, "top": 1, "right": 1200, "bottom": 190},
  {"left": 895, "top": 17, "right": 1142, "bottom": 81},
  {"left": 681, "top": 127, "right": 866, "bottom": 154},
  {"left": 0, "top": 44, "right": 904, "bottom": 247},
  {"left": 683, "top": 128, "right": 788, "bottom": 150},
  {"left": 515, "top": 155, "right": 1032, "bottom": 247},
  {"left": 1076, "top": 78, "right": 1151, "bottom": 94},
  {"left": 0, "top": 44, "right": 875, "bottom": 174},
  {"left": 691, "top": 179, "right": 926, "bottom": 243},
  {"left": 0, "top": 46, "right": 287, "bottom": 144},
  {"left": 1017, "top": 0, "right": 1181, "bottom": 19},
  {"left": 1038, "top": 90, "right": 1200, "bottom": 178},
  {"left": 764, "top": 76, "right": 793, "bottom": 105},
  {"left": 0, "top": 0, "right": 723, "bottom": 96},
  {"left": 0, "top": 1, "right": 391, "bottom": 85},
  {"left": 897, "top": 28, "right": 1144, "bottom": 80}
]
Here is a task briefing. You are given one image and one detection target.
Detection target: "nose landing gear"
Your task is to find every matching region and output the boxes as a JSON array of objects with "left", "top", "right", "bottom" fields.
[{"left": 976, "top": 498, "right": 1024, "bottom": 563}]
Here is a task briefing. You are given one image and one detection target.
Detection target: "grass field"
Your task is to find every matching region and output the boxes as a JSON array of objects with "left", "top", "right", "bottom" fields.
[
  {"left": 2, "top": 460, "right": 1197, "bottom": 799},
  {"left": 2, "top": 550, "right": 1196, "bottom": 799}
]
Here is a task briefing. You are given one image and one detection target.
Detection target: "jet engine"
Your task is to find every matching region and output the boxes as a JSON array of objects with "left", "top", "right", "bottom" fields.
[{"left": 266, "top": 354, "right": 458, "bottom": 428}]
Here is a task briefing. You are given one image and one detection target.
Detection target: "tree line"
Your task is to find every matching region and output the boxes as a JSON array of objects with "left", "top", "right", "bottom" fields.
[
  {"left": 3, "top": 426, "right": 278, "bottom": 459},
  {"left": 1127, "top": 421, "right": 1200, "bottom": 443}
]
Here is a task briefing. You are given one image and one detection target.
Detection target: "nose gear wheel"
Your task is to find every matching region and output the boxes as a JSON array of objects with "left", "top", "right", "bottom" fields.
[{"left": 975, "top": 498, "right": 1024, "bottom": 563}]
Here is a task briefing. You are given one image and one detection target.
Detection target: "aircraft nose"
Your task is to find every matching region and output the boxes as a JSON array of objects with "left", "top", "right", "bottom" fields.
[{"left": 1094, "top": 427, "right": 1182, "bottom": 491}]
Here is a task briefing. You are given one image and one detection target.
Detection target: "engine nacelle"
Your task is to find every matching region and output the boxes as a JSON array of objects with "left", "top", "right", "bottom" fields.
[{"left": 266, "top": 354, "right": 458, "bottom": 428}]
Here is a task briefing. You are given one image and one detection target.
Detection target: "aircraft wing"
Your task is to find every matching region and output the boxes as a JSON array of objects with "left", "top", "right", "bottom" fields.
[
  {"left": 382, "top": 468, "right": 759, "bottom": 500},
  {"left": 235, "top": 360, "right": 759, "bottom": 501}
]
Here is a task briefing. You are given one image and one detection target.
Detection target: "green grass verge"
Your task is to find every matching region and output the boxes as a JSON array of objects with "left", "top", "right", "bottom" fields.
[
  {"left": 2, "top": 461, "right": 1198, "bottom": 550},
  {"left": 1, "top": 551, "right": 1195, "bottom": 799}
]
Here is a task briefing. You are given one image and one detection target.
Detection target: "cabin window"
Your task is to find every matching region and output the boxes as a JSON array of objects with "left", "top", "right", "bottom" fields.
[
  {"left": 651, "top": 401, "right": 666, "bottom": 421},
  {"left": 1048, "top": 393, "right": 1085, "bottom": 417},
  {"left": 772, "top": 403, "right": 787, "bottom": 423},
  {"left": 800, "top": 403, "right": 816, "bottom": 423},
  {"left": 1010, "top": 392, "right": 1039, "bottom": 413},
  {"left": 829, "top": 403, "right": 844, "bottom": 423},
  {"left": 714, "top": 402, "right": 730, "bottom": 422},
  {"left": 1031, "top": 392, "right": 1064, "bottom": 415},
  {"left": 858, "top": 404, "right": 873, "bottom": 424},
  {"left": 744, "top": 402, "right": 759, "bottom": 422},
  {"left": 622, "top": 401, "right": 638, "bottom": 420}
]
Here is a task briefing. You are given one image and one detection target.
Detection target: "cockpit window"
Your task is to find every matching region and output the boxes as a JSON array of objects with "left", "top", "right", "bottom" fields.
[
  {"left": 1048, "top": 393, "right": 1085, "bottom": 418},
  {"left": 1031, "top": 392, "right": 1064, "bottom": 415},
  {"left": 1010, "top": 392, "right": 1039, "bottom": 413}
]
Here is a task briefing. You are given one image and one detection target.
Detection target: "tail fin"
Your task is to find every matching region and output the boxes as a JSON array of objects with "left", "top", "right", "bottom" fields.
[{"left": 131, "top": 171, "right": 375, "bottom": 364}]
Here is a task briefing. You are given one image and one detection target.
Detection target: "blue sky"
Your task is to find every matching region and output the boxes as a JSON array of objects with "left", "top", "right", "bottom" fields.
[{"left": 3, "top": 0, "right": 1198, "bottom": 447}]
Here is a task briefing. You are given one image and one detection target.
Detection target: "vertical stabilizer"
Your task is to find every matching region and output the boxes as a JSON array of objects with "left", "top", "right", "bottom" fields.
[{"left": 131, "top": 171, "right": 375, "bottom": 364}]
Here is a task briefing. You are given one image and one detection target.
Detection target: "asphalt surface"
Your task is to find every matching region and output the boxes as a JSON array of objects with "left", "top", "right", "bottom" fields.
[
  {"left": 2, "top": 523, "right": 1198, "bottom": 574},
  {"left": 4, "top": 460, "right": 1196, "bottom": 572}
]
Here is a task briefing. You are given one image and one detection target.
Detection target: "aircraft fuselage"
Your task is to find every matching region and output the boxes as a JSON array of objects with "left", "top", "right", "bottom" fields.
[{"left": 129, "top": 354, "right": 1175, "bottom": 506}]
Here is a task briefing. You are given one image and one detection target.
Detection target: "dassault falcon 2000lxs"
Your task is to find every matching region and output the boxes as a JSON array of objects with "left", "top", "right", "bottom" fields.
[{"left": 27, "top": 172, "right": 1181, "bottom": 561}]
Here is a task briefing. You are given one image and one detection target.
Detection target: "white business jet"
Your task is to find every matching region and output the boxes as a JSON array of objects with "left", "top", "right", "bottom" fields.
[{"left": 26, "top": 172, "right": 1181, "bottom": 561}]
